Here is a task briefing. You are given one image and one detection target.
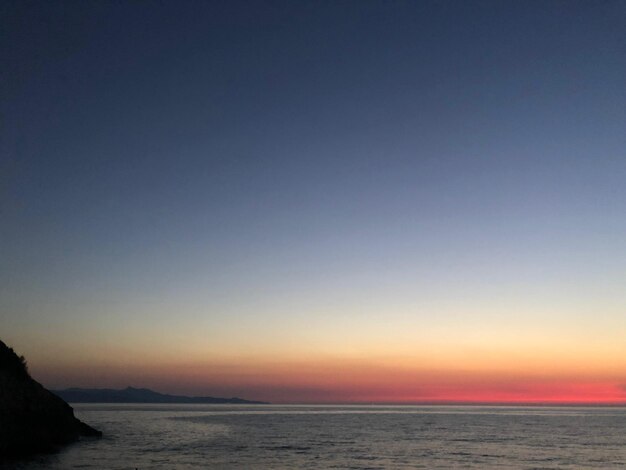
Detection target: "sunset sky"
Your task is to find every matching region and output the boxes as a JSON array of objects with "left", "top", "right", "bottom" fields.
[{"left": 2, "top": 1, "right": 626, "bottom": 404}]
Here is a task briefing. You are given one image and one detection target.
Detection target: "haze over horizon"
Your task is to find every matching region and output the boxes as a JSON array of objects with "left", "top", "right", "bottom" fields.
[{"left": 2, "top": 0, "right": 626, "bottom": 404}]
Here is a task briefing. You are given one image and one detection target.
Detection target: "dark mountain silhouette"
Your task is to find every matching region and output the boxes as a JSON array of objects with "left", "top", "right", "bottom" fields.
[
  {"left": 53, "top": 386, "right": 267, "bottom": 404},
  {"left": 0, "top": 340, "right": 101, "bottom": 460}
]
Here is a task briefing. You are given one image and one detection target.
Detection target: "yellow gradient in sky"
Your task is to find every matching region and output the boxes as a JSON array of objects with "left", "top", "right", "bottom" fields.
[{"left": 14, "top": 301, "right": 626, "bottom": 404}]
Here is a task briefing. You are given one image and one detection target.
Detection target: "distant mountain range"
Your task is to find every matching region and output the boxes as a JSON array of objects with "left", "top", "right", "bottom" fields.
[{"left": 52, "top": 386, "right": 267, "bottom": 404}]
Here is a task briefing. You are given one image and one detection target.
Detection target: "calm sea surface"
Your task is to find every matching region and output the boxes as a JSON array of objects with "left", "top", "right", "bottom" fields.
[{"left": 8, "top": 404, "right": 626, "bottom": 469}]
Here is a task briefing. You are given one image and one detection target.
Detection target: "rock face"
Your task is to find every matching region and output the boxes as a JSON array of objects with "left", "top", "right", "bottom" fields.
[{"left": 0, "top": 339, "right": 101, "bottom": 460}]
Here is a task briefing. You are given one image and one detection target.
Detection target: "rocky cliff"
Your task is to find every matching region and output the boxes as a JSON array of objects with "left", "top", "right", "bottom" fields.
[{"left": 0, "top": 339, "right": 101, "bottom": 460}]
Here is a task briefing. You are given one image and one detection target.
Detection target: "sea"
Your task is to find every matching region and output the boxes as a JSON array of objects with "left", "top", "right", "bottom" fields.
[{"left": 7, "top": 404, "right": 626, "bottom": 469}]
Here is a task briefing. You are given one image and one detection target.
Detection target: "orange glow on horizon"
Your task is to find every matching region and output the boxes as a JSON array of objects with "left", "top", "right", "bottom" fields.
[{"left": 30, "top": 353, "right": 626, "bottom": 405}]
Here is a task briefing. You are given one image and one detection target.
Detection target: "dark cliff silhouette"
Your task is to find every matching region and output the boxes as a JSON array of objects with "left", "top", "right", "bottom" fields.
[
  {"left": 53, "top": 386, "right": 267, "bottom": 404},
  {"left": 0, "top": 340, "right": 101, "bottom": 460}
]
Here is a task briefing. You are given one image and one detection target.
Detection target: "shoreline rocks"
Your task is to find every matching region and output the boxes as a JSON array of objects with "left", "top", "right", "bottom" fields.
[{"left": 0, "top": 339, "right": 101, "bottom": 460}]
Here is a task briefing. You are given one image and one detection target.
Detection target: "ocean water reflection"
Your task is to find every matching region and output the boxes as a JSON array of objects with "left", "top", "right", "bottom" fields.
[{"left": 8, "top": 405, "right": 626, "bottom": 469}]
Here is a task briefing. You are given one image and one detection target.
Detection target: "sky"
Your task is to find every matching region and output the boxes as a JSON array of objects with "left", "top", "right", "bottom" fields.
[{"left": 2, "top": 0, "right": 626, "bottom": 404}]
